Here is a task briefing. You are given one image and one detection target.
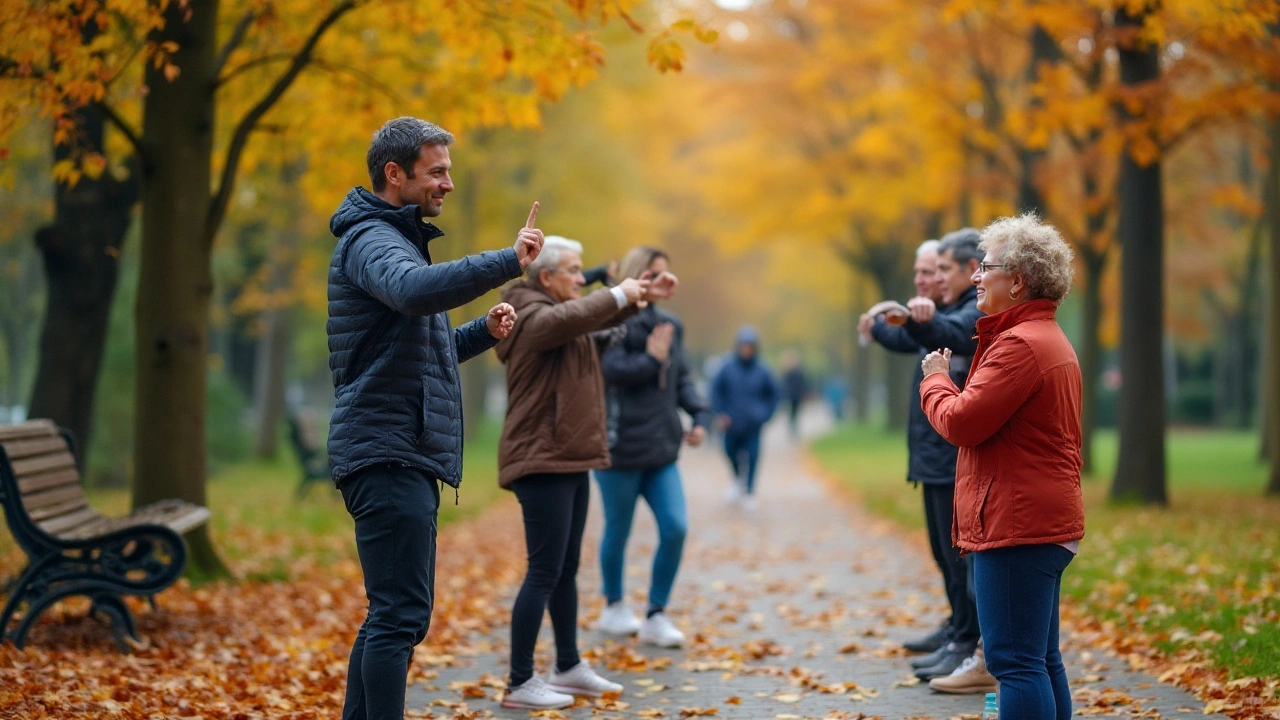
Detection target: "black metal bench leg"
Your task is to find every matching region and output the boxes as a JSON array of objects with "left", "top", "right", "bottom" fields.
[{"left": 90, "top": 594, "right": 140, "bottom": 653}]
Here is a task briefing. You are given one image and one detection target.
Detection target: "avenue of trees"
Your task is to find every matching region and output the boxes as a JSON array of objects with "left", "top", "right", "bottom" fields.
[{"left": 1, "top": 0, "right": 1278, "bottom": 575}]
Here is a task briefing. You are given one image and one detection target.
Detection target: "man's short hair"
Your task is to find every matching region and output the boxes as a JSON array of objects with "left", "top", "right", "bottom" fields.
[
  {"left": 938, "top": 228, "right": 982, "bottom": 266},
  {"left": 366, "top": 117, "right": 455, "bottom": 192},
  {"left": 916, "top": 239, "right": 940, "bottom": 259}
]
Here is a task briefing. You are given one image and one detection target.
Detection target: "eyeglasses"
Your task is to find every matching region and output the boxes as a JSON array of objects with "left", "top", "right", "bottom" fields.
[{"left": 979, "top": 262, "right": 1005, "bottom": 274}]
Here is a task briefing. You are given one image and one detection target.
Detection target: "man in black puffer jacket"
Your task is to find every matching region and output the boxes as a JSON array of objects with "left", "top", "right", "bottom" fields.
[{"left": 327, "top": 117, "right": 544, "bottom": 720}]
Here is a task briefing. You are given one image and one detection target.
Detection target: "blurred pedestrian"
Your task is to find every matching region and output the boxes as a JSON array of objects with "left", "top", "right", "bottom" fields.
[
  {"left": 495, "top": 236, "right": 676, "bottom": 710},
  {"left": 710, "top": 326, "right": 780, "bottom": 512},
  {"left": 781, "top": 349, "right": 810, "bottom": 439},
  {"left": 593, "top": 246, "right": 710, "bottom": 648},
  {"left": 327, "top": 117, "right": 541, "bottom": 720},
  {"left": 921, "top": 213, "right": 1083, "bottom": 720}
]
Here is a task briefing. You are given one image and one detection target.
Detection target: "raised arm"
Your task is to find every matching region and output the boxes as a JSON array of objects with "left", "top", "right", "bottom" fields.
[
  {"left": 920, "top": 337, "right": 1040, "bottom": 447},
  {"left": 514, "top": 289, "right": 628, "bottom": 353},
  {"left": 871, "top": 317, "right": 923, "bottom": 354},
  {"left": 345, "top": 227, "right": 521, "bottom": 316},
  {"left": 903, "top": 303, "right": 982, "bottom": 354},
  {"left": 455, "top": 316, "right": 499, "bottom": 364},
  {"left": 601, "top": 329, "right": 663, "bottom": 386}
]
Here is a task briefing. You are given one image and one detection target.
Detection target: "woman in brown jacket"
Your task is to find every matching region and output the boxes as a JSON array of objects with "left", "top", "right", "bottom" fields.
[
  {"left": 494, "top": 235, "right": 674, "bottom": 710},
  {"left": 920, "top": 214, "right": 1083, "bottom": 720}
]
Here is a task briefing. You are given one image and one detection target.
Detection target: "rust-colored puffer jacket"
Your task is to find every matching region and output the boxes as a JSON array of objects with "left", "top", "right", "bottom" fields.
[
  {"left": 920, "top": 299, "right": 1084, "bottom": 553},
  {"left": 495, "top": 281, "right": 633, "bottom": 488}
]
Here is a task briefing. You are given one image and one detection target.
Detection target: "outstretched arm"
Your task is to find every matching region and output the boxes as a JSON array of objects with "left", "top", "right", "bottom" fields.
[{"left": 345, "top": 227, "right": 521, "bottom": 316}]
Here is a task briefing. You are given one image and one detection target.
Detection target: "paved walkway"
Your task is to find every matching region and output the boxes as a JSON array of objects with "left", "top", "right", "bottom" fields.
[{"left": 408, "top": 409, "right": 1222, "bottom": 719}]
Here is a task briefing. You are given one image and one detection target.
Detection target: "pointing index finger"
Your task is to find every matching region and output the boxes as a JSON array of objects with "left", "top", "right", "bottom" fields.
[{"left": 525, "top": 201, "right": 540, "bottom": 229}]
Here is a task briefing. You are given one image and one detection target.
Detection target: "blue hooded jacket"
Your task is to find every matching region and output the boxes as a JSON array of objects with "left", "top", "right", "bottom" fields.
[
  {"left": 710, "top": 326, "right": 781, "bottom": 432},
  {"left": 326, "top": 187, "right": 522, "bottom": 487}
]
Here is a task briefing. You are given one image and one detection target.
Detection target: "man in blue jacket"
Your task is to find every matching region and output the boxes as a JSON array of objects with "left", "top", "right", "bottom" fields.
[
  {"left": 327, "top": 117, "right": 544, "bottom": 720},
  {"left": 859, "top": 229, "right": 986, "bottom": 686},
  {"left": 711, "top": 326, "right": 780, "bottom": 512}
]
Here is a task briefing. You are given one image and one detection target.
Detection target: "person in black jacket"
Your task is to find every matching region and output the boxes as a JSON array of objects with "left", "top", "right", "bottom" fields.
[
  {"left": 593, "top": 246, "right": 711, "bottom": 649},
  {"left": 858, "top": 229, "right": 984, "bottom": 683},
  {"left": 327, "top": 117, "right": 544, "bottom": 720}
]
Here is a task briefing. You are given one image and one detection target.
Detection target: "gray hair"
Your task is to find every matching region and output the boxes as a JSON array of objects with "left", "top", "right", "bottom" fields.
[
  {"left": 979, "top": 213, "right": 1075, "bottom": 303},
  {"left": 366, "top": 117, "right": 454, "bottom": 192},
  {"left": 916, "top": 239, "right": 940, "bottom": 259},
  {"left": 528, "top": 235, "right": 584, "bottom": 284},
  {"left": 938, "top": 227, "right": 982, "bottom": 265}
]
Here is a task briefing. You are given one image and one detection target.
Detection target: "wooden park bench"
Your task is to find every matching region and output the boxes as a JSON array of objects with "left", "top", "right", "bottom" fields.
[
  {"left": 0, "top": 420, "right": 210, "bottom": 650},
  {"left": 288, "top": 412, "right": 331, "bottom": 498}
]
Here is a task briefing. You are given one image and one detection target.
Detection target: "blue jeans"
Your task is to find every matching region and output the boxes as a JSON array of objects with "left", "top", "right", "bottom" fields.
[
  {"left": 723, "top": 428, "right": 762, "bottom": 493},
  {"left": 973, "top": 544, "right": 1075, "bottom": 720},
  {"left": 594, "top": 464, "right": 688, "bottom": 610},
  {"left": 339, "top": 464, "right": 440, "bottom": 720}
]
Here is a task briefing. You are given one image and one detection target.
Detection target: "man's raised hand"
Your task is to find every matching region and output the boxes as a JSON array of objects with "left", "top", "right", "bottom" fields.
[
  {"left": 515, "top": 201, "right": 545, "bottom": 268},
  {"left": 486, "top": 302, "right": 517, "bottom": 340},
  {"left": 907, "top": 296, "right": 937, "bottom": 324},
  {"left": 616, "top": 277, "right": 650, "bottom": 305},
  {"left": 643, "top": 271, "right": 679, "bottom": 301}
]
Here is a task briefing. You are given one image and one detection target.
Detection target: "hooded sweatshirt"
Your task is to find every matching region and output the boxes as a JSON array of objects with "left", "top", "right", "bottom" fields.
[{"left": 710, "top": 326, "right": 781, "bottom": 432}]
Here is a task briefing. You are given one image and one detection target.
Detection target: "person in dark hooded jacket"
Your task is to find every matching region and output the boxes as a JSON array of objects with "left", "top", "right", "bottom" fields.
[
  {"left": 327, "top": 117, "right": 544, "bottom": 720},
  {"left": 710, "top": 326, "right": 780, "bottom": 511},
  {"left": 593, "top": 246, "right": 711, "bottom": 649}
]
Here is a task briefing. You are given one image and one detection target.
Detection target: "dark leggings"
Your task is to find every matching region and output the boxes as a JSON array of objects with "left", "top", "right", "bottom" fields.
[{"left": 509, "top": 472, "right": 590, "bottom": 687}]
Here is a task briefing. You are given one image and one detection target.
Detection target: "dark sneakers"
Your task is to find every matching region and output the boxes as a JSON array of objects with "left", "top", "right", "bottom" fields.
[
  {"left": 913, "top": 639, "right": 979, "bottom": 680},
  {"left": 902, "top": 622, "right": 951, "bottom": 654}
]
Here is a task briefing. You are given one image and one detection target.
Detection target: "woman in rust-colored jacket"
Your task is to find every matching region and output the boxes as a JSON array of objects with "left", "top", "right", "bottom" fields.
[{"left": 920, "top": 214, "right": 1083, "bottom": 720}]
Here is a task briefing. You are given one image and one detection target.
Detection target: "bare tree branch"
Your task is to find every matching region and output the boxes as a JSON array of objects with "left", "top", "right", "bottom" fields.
[
  {"left": 95, "top": 100, "right": 148, "bottom": 166},
  {"left": 310, "top": 58, "right": 407, "bottom": 106},
  {"left": 216, "top": 52, "right": 295, "bottom": 88},
  {"left": 206, "top": 0, "right": 363, "bottom": 246},
  {"left": 214, "top": 10, "right": 259, "bottom": 80}
]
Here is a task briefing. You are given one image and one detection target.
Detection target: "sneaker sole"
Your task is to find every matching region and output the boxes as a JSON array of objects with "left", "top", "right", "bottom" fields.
[
  {"left": 501, "top": 699, "right": 575, "bottom": 709},
  {"left": 639, "top": 636, "right": 684, "bottom": 648},
  {"left": 546, "top": 683, "right": 619, "bottom": 698},
  {"left": 928, "top": 680, "right": 999, "bottom": 694}
]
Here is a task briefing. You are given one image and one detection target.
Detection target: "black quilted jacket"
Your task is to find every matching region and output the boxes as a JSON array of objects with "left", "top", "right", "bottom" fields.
[{"left": 326, "top": 187, "right": 521, "bottom": 487}]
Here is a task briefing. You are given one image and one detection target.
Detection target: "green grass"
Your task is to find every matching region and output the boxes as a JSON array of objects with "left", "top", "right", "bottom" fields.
[
  {"left": 810, "top": 423, "right": 1280, "bottom": 680},
  {"left": 0, "top": 422, "right": 510, "bottom": 581}
]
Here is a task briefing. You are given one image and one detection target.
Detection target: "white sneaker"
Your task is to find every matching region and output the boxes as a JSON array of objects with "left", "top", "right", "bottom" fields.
[
  {"left": 547, "top": 661, "right": 624, "bottom": 697},
  {"left": 501, "top": 676, "right": 575, "bottom": 709},
  {"left": 741, "top": 495, "right": 758, "bottom": 513},
  {"left": 595, "top": 602, "right": 642, "bottom": 636},
  {"left": 725, "top": 480, "right": 743, "bottom": 503},
  {"left": 638, "top": 612, "right": 685, "bottom": 648}
]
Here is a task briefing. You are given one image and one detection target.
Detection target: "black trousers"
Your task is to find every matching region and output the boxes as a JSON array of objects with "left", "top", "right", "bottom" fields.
[
  {"left": 509, "top": 472, "right": 590, "bottom": 686},
  {"left": 922, "top": 482, "right": 980, "bottom": 643},
  {"left": 339, "top": 464, "right": 440, "bottom": 720}
]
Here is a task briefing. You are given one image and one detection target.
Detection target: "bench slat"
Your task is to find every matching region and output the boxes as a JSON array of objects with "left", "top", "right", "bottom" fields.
[
  {"left": 10, "top": 452, "right": 77, "bottom": 479},
  {"left": 0, "top": 420, "right": 58, "bottom": 442},
  {"left": 1, "top": 436, "right": 69, "bottom": 460},
  {"left": 54, "top": 502, "right": 210, "bottom": 541},
  {"left": 17, "top": 467, "right": 81, "bottom": 495},
  {"left": 23, "top": 483, "right": 88, "bottom": 514},
  {"left": 28, "top": 496, "right": 90, "bottom": 522},
  {"left": 37, "top": 506, "right": 104, "bottom": 536}
]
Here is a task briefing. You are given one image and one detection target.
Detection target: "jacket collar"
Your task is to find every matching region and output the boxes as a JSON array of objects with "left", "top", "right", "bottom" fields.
[
  {"left": 973, "top": 298, "right": 1059, "bottom": 365},
  {"left": 949, "top": 285, "right": 978, "bottom": 310}
]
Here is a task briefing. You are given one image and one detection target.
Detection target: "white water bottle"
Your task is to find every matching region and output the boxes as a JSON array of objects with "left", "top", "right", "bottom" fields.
[{"left": 981, "top": 692, "right": 999, "bottom": 720}]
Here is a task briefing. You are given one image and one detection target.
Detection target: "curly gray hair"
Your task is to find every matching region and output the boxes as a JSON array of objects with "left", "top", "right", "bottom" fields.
[{"left": 979, "top": 213, "right": 1074, "bottom": 303}]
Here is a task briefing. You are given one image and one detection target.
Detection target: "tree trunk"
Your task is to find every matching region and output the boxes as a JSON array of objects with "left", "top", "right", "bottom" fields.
[
  {"left": 1110, "top": 7, "right": 1168, "bottom": 505},
  {"left": 1265, "top": 111, "right": 1280, "bottom": 495},
  {"left": 27, "top": 105, "right": 137, "bottom": 464},
  {"left": 133, "top": 0, "right": 227, "bottom": 577},
  {"left": 1078, "top": 248, "right": 1106, "bottom": 476},
  {"left": 252, "top": 307, "right": 290, "bottom": 458},
  {"left": 1017, "top": 24, "right": 1059, "bottom": 215}
]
